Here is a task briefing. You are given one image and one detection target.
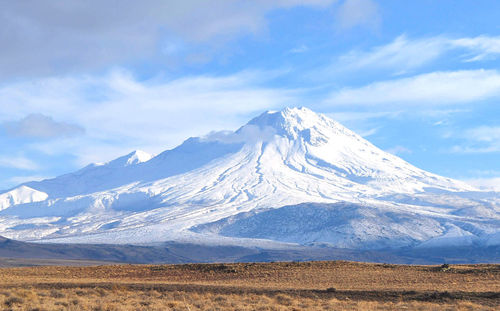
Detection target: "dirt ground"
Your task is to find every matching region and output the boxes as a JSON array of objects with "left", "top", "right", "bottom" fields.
[{"left": 0, "top": 261, "right": 498, "bottom": 310}]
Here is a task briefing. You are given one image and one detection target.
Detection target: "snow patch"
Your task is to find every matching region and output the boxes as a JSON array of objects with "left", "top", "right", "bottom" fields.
[{"left": 0, "top": 186, "right": 48, "bottom": 211}]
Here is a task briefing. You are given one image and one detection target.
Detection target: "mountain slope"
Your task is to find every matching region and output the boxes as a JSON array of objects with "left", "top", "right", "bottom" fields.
[
  {"left": 0, "top": 186, "right": 48, "bottom": 211},
  {"left": 0, "top": 107, "right": 498, "bottom": 250},
  {"left": 194, "top": 201, "right": 500, "bottom": 249}
]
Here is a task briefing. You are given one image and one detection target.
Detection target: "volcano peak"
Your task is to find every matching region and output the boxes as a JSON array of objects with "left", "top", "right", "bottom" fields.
[{"left": 246, "top": 106, "right": 349, "bottom": 141}]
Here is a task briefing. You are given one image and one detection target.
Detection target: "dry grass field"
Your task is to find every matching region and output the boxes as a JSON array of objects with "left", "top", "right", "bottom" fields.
[{"left": 0, "top": 261, "right": 498, "bottom": 310}]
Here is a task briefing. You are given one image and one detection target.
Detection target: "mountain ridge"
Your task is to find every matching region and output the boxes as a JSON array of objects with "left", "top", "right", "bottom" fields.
[{"left": 0, "top": 107, "right": 497, "bottom": 251}]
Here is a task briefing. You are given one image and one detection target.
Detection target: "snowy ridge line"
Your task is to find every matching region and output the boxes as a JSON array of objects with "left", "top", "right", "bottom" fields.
[{"left": 0, "top": 107, "right": 497, "bottom": 250}]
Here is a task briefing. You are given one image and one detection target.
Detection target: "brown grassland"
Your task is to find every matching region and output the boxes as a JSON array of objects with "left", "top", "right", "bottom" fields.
[{"left": 0, "top": 261, "right": 498, "bottom": 310}]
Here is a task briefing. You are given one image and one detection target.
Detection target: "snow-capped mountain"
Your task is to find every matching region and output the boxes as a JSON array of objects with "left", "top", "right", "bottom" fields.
[
  {"left": 0, "top": 107, "right": 498, "bottom": 250},
  {"left": 0, "top": 186, "right": 48, "bottom": 211}
]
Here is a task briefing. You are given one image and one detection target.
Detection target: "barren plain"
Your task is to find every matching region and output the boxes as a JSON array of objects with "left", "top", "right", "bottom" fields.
[{"left": 0, "top": 261, "right": 498, "bottom": 310}]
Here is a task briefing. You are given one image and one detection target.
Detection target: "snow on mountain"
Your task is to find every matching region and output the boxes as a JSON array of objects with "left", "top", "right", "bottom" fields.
[
  {"left": 194, "top": 201, "right": 499, "bottom": 249},
  {"left": 0, "top": 107, "right": 498, "bottom": 249},
  {"left": 106, "top": 150, "right": 153, "bottom": 167},
  {"left": 16, "top": 150, "right": 153, "bottom": 198},
  {"left": 0, "top": 186, "right": 48, "bottom": 211}
]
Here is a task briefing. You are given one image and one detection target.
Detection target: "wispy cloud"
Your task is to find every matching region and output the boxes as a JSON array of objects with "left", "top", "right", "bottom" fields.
[
  {"left": 451, "top": 126, "right": 500, "bottom": 153},
  {"left": 335, "top": 0, "right": 381, "bottom": 31},
  {"left": 330, "top": 35, "right": 500, "bottom": 75},
  {"left": 0, "top": 0, "right": 336, "bottom": 80},
  {"left": 0, "top": 156, "right": 39, "bottom": 170},
  {"left": 464, "top": 126, "right": 500, "bottom": 143},
  {"left": 326, "top": 69, "right": 500, "bottom": 106},
  {"left": 451, "top": 36, "right": 500, "bottom": 61},
  {"left": 357, "top": 127, "right": 379, "bottom": 137},
  {"left": 335, "top": 35, "right": 446, "bottom": 73},
  {"left": 2, "top": 114, "right": 84, "bottom": 139},
  {"left": 326, "top": 111, "right": 401, "bottom": 122},
  {"left": 0, "top": 69, "right": 300, "bottom": 166},
  {"left": 289, "top": 44, "right": 309, "bottom": 54}
]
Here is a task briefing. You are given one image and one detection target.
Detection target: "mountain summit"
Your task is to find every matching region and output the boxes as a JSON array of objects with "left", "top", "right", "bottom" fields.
[
  {"left": 0, "top": 107, "right": 498, "bottom": 249},
  {"left": 247, "top": 107, "right": 349, "bottom": 140}
]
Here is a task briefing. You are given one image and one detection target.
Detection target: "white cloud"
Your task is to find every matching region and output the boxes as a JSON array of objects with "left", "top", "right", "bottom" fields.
[
  {"left": 335, "top": 0, "right": 381, "bottom": 31},
  {"left": 331, "top": 35, "right": 500, "bottom": 75},
  {"left": 336, "top": 35, "right": 447, "bottom": 73},
  {"left": 451, "top": 36, "right": 500, "bottom": 61},
  {"left": 201, "top": 124, "right": 278, "bottom": 144},
  {"left": 326, "top": 70, "right": 500, "bottom": 106},
  {"left": 0, "top": 156, "right": 39, "bottom": 171},
  {"left": 2, "top": 114, "right": 84, "bottom": 139},
  {"left": 464, "top": 126, "right": 500, "bottom": 142},
  {"left": 0, "top": 69, "right": 299, "bottom": 166},
  {"left": 357, "top": 127, "right": 379, "bottom": 137},
  {"left": 326, "top": 111, "right": 401, "bottom": 122},
  {"left": 289, "top": 44, "right": 309, "bottom": 54},
  {"left": 451, "top": 126, "right": 500, "bottom": 153},
  {"left": 0, "top": 0, "right": 335, "bottom": 79}
]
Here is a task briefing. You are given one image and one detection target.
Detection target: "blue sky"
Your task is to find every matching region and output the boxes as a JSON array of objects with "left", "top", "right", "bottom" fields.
[{"left": 1, "top": 0, "right": 500, "bottom": 190}]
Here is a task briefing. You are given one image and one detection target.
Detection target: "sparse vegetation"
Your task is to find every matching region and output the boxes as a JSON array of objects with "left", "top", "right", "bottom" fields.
[
  {"left": 440, "top": 263, "right": 451, "bottom": 271},
  {"left": 0, "top": 261, "right": 498, "bottom": 310}
]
